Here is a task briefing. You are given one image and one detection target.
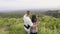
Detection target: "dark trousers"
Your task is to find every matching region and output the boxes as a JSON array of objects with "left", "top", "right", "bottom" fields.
[{"left": 30, "top": 32, "right": 37, "bottom": 34}]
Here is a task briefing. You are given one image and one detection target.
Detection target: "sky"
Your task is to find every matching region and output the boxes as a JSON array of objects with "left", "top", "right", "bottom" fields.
[{"left": 0, "top": 0, "right": 60, "bottom": 11}]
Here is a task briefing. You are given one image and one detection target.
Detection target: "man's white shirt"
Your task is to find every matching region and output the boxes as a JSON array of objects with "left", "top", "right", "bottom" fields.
[{"left": 23, "top": 14, "right": 33, "bottom": 32}]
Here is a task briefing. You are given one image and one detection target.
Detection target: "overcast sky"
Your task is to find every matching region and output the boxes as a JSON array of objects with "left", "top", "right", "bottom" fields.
[{"left": 0, "top": 0, "right": 60, "bottom": 11}]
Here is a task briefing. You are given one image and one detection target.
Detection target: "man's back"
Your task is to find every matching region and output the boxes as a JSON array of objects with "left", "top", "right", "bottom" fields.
[{"left": 23, "top": 14, "right": 33, "bottom": 33}]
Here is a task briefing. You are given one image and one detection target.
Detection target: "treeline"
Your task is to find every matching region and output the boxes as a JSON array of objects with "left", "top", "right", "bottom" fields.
[
  {"left": 44, "top": 10, "right": 60, "bottom": 18},
  {"left": 0, "top": 13, "right": 24, "bottom": 18},
  {"left": 0, "top": 10, "right": 60, "bottom": 18},
  {"left": 0, "top": 11, "right": 25, "bottom": 18}
]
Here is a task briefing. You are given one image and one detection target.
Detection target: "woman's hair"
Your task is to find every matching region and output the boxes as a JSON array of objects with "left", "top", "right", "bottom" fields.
[{"left": 31, "top": 15, "right": 37, "bottom": 23}]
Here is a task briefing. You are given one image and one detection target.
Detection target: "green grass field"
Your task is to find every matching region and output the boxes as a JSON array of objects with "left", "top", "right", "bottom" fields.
[{"left": 0, "top": 15, "right": 60, "bottom": 34}]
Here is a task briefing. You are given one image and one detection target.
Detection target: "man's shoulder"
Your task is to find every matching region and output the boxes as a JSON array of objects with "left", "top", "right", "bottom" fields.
[
  {"left": 23, "top": 14, "right": 31, "bottom": 20},
  {"left": 23, "top": 14, "right": 28, "bottom": 19},
  {"left": 24, "top": 14, "right": 27, "bottom": 17}
]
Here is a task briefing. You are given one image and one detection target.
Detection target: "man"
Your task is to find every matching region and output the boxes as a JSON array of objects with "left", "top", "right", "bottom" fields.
[{"left": 23, "top": 11, "right": 36, "bottom": 34}]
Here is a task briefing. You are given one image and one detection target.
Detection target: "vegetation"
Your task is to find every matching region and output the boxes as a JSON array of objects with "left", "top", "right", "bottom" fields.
[
  {"left": 0, "top": 15, "right": 60, "bottom": 34},
  {"left": 0, "top": 10, "right": 60, "bottom": 34}
]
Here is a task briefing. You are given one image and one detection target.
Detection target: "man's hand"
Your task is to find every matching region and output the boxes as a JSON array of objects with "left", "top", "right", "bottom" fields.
[{"left": 32, "top": 25, "right": 37, "bottom": 28}]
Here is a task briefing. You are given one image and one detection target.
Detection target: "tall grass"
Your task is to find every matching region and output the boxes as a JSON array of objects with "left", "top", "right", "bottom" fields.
[{"left": 0, "top": 16, "right": 60, "bottom": 34}]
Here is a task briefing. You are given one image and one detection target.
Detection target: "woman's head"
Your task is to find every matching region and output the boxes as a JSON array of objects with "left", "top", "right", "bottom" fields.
[{"left": 31, "top": 15, "right": 37, "bottom": 23}]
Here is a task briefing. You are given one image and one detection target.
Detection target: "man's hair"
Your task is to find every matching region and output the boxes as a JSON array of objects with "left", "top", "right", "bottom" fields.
[
  {"left": 26, "top": 10, "right": 30, "bottom": 13},
  {"left": 26, "top": 10, "right": 30, "bottom": 15}
]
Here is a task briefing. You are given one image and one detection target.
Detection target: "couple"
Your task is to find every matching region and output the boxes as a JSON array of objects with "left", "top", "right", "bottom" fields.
[{"left": 23, "top": 11, "right": 38, "bottom": 34}]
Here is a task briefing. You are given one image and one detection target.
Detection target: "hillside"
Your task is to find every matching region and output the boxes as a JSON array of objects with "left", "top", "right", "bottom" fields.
[{"left": 0, "top": 15, "right": 60, "bottom": 34}]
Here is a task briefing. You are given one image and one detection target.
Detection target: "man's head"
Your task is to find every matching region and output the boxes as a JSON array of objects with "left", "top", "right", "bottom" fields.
[{"left": 26, "top": 10, "right": 30, "bottom": 16}]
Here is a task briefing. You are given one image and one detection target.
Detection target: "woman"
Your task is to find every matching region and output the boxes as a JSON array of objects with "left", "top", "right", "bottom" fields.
[{"left": 30, "top": 15, "right": 38, "bottom": 34}]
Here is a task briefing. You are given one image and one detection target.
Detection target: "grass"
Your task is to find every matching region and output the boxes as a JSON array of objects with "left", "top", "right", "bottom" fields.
[{"left": 0, "top": 16, "right": 60, "bottom": 34}]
